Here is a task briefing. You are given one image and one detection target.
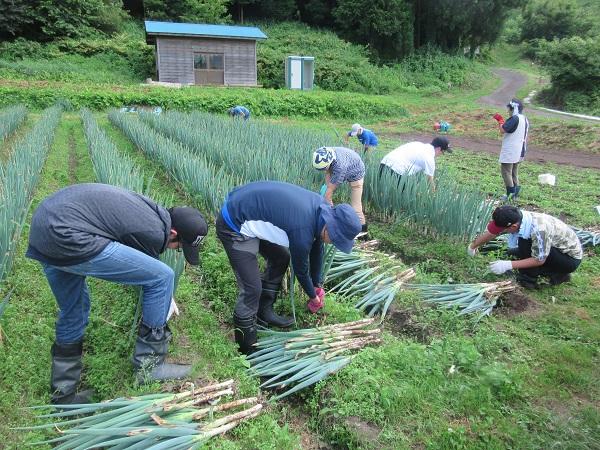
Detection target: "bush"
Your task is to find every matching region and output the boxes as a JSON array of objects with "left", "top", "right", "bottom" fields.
[{"left": 0, "top": 83, "right": 409, "bottom": 120}]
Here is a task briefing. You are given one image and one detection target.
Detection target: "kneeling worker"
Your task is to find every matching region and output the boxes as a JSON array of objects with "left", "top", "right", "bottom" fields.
[
  {"left": 468, "top": 205, "right": 582, "bottom": 288},
  {"left": 27, "top": 184, "right": 208, "bottom": 405},
  {"left": 379, "top": 137, "right": 451, "bottom": 190},
  {"left": 216, "top": 181, "right": 361, "bottom": 354},
  {"left": 313, "top": 146, "right": 367, "bottom": 234}
]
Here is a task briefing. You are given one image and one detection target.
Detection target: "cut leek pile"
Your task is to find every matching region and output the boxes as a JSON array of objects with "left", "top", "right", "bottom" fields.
[
  {"left": 571, "top": 227, "right": 600, "bottom": 248},
  {"left": 248, "top": 318, "right": 381, "bottom": 400},
  {"left": 410, "top": 281, "right": 516, "bottom": 318},
  {"left": 322, "top": 244, "right": 415, "bottom": 320},
  {"left": 20, "top": 380, "right": 262, "bottom": 449}
]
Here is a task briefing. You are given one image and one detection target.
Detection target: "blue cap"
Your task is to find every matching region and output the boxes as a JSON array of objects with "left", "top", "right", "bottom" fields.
[{"left": 320, "top": 203, "right": 361, "bottom": 253}]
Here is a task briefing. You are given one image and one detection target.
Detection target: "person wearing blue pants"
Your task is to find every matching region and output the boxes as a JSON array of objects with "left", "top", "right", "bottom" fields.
[
  {"left": 26, "top": 184, "right": 208, "bottom": 405},
  {"left": 228, "top": 105, "right": 251, "bottom": 120}
]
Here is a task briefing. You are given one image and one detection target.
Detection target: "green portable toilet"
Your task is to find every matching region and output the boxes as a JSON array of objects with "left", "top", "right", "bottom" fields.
[{"left": 285, "top": 56, "right": 315, "bottom": 90}]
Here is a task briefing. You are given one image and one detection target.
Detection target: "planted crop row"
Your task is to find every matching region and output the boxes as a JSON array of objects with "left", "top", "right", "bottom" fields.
[
  {"left": 0, "top": 105, "right": 62, "bottom": 283},
  {"left": 363, "top": 156, "right": 494, "bottom": 241},
  {"left": 108, "top": 110, "right": 238, "bottom": 215},
  {"left": 0, "top": 104, "right": 27, "bottom": 142},
  {"left": 139, "top": 111, "right": 324, "bottom": 190}
]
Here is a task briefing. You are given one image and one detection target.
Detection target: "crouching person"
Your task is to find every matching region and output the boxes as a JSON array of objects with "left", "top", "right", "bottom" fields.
[
  {"left": 468, "top": 205, "right": 582, "bottom": 289},
  {"left": 216, "top": 181, "right": 361, "bottom": 355},
  {"left": 26, "top": 183, "right": 208, "bottom": 405}
]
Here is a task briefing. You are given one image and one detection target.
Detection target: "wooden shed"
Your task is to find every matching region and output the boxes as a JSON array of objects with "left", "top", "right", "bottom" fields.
[{"left": 144, "top": 21, "right": 267, "bottom": 86}]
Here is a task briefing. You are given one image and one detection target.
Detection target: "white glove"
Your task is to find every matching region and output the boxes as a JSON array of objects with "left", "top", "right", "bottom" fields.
[
  {"left": 166, "top": 297, "right": 180, "bottom": 321},
  {"left": 467, "top": 245, "right": 477, "bottom": 257},
  {"left": 489, "top": 260, "right": 513, "bottom": 275}
]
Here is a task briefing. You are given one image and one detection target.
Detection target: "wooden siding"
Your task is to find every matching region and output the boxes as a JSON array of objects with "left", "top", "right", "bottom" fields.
[{"left": 155, "top": 37, "right": 257, "bottom": 86}]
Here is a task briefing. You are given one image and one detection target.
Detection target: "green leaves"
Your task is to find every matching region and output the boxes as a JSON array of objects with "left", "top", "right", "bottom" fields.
[{"left": 0, "top": 104, "right": 27, "bottom": 142}]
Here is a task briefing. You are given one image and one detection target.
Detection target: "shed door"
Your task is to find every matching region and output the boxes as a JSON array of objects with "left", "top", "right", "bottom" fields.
[{"left": 194, "top": 52, "right": 224, "bottom": 85}]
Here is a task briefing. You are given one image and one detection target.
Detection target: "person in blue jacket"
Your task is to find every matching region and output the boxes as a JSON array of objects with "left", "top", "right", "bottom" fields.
[
  {"left": 345, "top": 123, "right": 378, "bottom": 154},
  {"left": 228, "top": 105, "right": 250, "bottom": 120},
  {"left": 216, "top": 181, "right": 361, "bottom": 354}
]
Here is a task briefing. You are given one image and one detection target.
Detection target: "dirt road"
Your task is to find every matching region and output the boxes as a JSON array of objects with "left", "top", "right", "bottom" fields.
[{"left": 390, "top": 132, "right": 600, "bottom": 170}]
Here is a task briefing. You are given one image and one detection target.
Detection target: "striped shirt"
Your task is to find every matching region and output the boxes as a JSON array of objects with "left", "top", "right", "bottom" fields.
[{"left": 329, "top": 147, "right": 365, "bottom": 185}]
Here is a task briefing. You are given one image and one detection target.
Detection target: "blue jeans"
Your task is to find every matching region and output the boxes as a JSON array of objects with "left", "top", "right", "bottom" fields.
[{"left": 42, "top": 242, "right": 174, "bottom": 344}]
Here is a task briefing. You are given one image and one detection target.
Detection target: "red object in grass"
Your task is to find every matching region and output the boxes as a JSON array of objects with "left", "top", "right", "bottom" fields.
[{"left": 433, "top": 121, "right": 441, "bottom": 131}]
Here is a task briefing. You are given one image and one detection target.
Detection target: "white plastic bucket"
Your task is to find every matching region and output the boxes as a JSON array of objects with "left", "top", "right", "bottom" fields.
[{"left": 538, "top": 173, "right": 556, "bottom": 186}]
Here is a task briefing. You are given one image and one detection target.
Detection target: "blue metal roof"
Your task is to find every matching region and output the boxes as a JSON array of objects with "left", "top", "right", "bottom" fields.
[{"left": 144, "top": 21, "right": 267, "bottom": 40}]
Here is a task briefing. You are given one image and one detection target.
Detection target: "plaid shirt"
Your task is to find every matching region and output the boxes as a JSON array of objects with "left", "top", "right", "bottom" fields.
[
  {"left": 329, "top": 147, "right": 365, "bottom": 185},
  {"left": 524, "top": 212, "right": 583, "bottom": 260}
]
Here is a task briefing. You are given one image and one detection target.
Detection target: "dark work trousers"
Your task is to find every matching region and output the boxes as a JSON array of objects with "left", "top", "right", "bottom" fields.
[
  {"left": 215, "top": 214, "right": 290, "bottom": 319},
  {"left": 517, "top": 237, "right": 581, "bottom": 278},
  {"left": 379, "top": 164, "right": 402, "bottom": 186}
]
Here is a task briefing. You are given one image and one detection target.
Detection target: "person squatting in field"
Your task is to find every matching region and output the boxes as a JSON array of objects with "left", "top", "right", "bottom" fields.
[
  {"left": 468, "top": 205, "right": 582, "bottom": 289},
  {"left": 215, "top": 181, "right": 361, "bottom": 355},
  {"left": 312, "top": 146, "right": 368, "bottom": 235},
  {"left": 379, "top": 136, "right": 452, "bottom": 191},
  {"left": 345, "top": 123, "right": 378, "bottom": 154},
  {"left": 26, "top": 183, "right": 208, "bottom": 405},
  {"left": 494, "top": 98, "right": 529, "bottom": 200}
]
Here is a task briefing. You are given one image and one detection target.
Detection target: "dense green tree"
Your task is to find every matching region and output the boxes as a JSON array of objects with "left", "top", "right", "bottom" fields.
[
  {"left": 228, "top": 0, "right": 260, "bottom": 23},
  {"left": 298, "top": 0, "right": 337, "bottom": 26},
  {"left": 144, "top": 0, "right": 231, "bottom": 23},
  {"left": 0, "top": 0, "right": 34, "bottom": 39},
  {"left": 520, "top": 0, "right": 587, "bottom": 41},
  {"left": 333, "top": 0, "right": 414, "bottom": 62}
]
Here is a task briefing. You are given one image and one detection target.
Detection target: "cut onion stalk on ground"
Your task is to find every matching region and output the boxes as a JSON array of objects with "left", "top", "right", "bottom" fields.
[
  {"left": 247, "top": 318, "right": 381, "bottom": 400},
  {"left": 409, "top": 281, "right": 516, "bottom": 318},
  {"left": 17, "top": 380, "right": 262, "bottom": 449}
]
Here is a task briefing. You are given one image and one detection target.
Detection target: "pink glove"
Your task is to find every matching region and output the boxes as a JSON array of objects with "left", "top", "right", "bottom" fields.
[{"left": 307, "top": 287, "right": 325, "bottom": 314}]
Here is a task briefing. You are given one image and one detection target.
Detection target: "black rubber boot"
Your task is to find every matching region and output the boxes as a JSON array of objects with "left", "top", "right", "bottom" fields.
[
  {"left": 50, "top": 341, "right": 95, "bottom": 405},
  {"left": 549, "top": 272, "right": 571, "bottom": 286},
  {"left": 257, "top": 280, "right": 294, "bottom": 328},
  {"left": 234, "top": 313, "right": 257, "bottom": 355},
  {"left": 132, "top": 323, "right": 191, "bottom": 384},
  {"left": 516, "top": 273, "right": 539, "bottom": 290},
  {"left": 514, "top": 185, "right": 521, "bottom": 198}
]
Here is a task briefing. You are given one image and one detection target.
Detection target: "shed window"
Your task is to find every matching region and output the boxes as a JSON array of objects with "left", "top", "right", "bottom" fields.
[{"left": 194, "top": 53, "right": 224, "bottom": 70}]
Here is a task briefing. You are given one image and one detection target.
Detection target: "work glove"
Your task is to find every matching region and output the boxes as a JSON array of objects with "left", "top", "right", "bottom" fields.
[
  {"left": 489, "top": 260, "right": 513, "bottom": 275},
  {"left": 307, "top": 287, "right": 325, "bottom": 314},
  {"left": 166, "top": 297, "right": 180, "bottom": 321},
  {"left": 493, "top": 113, "right": 505, "bottom": 125},
  {"left": 467, "top": 245, "right": 478, "bottom": 257}
]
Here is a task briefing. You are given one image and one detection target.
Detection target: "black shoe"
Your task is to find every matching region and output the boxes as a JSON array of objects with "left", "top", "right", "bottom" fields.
[
  {"left": 132, "top": 323, "right": 191, "bottom": 384},
  {"left": 356, "top": 223, "right": 369, "bottom": 240},
  {"left": 50, "top": 341, "right": 95, "bottom": 405},
  {"left": 257, "top": 280, "right": 294, "bottom": 328},
  {"left": 516, "top": 273, "right": 539, "bottom": 290},
  {"left": 549, "top": 272, "right": 571, "bottom": 286},
  {"left": 233, "top": 314, "right": 257, "bottom": 355}
]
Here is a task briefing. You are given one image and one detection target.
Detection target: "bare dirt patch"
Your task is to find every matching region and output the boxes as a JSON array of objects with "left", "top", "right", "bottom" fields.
[
  {"left": 385, "top": 307, "right": 433, "bottom": 344},
  {"left": 344, "top": 416, "right": 382, "bottom": 444},
  {"left": 496, "top": 290, "right": 540, "bottom": 317}
]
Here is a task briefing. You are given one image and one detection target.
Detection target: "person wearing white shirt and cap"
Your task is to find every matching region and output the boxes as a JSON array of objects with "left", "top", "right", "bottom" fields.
[{"left": 379, "top": 137, "right": 451, "bottom": 191}]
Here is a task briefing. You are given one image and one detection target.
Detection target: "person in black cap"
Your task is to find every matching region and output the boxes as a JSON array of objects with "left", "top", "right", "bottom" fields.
[
  {"left": 216, "top": 181, "right": 361, "bottom": 354},
  {"left": 379, "top": 137, "right": 451, "bottom": 191},
  {"left": 494, "top": 98, "right": 529, "bottom": 200},
  {"left": 26, "top": 183, "right": 208, "bottom": 405},
  {"left": 467, "top": 205, "right": 582, "bottom": 289}
]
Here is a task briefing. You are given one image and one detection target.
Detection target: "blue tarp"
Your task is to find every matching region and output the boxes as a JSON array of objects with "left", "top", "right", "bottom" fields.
[{"left": 145, "top": 21, "right": 267, "bottom": 40}]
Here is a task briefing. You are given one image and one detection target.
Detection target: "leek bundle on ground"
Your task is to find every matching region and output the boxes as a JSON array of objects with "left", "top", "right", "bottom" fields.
[
  {"left": 410, "top": 281, "right": 516, "bottom": 318},
  {"left": 322, "top": 244, "right": 414, "bottom": 320},
  {"left": 20, "top": 379, "right": 262, "bottom": 449},
  {"left": 248, "top": 318, "right": 381, "bottom": 401},
  {"left": 571, "top": 227, "right": 600, "bottom": 248}
]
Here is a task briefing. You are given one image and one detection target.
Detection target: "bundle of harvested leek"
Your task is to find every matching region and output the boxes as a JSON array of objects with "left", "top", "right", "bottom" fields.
[
  {"left": 355, "top": 268, "right": 416, "bottom": 319},
  {"left": 248, "top": 318, "right": 380, "bottom": 400},
  {"left": 571, "top": 227, "right": 600, "bottom": 248},
  {"left": 410, "top": 281, "right": 516, "bottom": 318},
  {"left": 20, "top": 379, "right": 262, "bottom": 449}
]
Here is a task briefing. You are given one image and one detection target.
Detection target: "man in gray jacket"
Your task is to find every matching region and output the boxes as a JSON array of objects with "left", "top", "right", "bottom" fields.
[{"left": 26, "top": 184, "right": 208, "bottom": 405}]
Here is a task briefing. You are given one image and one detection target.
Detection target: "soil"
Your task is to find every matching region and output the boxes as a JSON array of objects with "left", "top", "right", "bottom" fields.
[
  {"left": 496, "top": 290, "right": 538, "bottom": 316},
  {"left": 385, "top": 307, "right": 433, "bottom": 344},
  {"left": 344, "top": 416, "right": 382, "bottom": 444}
]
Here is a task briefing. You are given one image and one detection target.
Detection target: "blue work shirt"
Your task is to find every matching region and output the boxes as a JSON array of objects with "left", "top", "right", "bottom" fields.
[
  {"left": 348, "top": 128, "right": 378, "bottom": 147},
  {"left": 231, "top": 106, "right": 250, "bottom": 120}
]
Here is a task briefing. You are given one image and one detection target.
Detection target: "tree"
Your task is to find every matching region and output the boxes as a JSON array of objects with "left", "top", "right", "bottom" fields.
[
  {"left": 0, "top": 0, "right": 34, "bottom": 39},
  {"left": 521, "top": 0, "right": 587, "bottom": 42},
  {"left": 298, "top": 0, "right": 337, "bottom": 27},
  {"left": 145, "top": 0, "right": 231, "bottom": 23},
  {"left": 333, "top": 0, "right": 414, "bottom": 62}
]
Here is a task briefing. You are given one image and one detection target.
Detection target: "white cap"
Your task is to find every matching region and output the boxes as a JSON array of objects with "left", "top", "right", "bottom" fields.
[{"left": 349, "top": 123, "right": 362, "bottom": 136}]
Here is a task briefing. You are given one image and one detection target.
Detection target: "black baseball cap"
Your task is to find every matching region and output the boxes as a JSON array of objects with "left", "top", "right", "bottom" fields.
[
  {"left": 488, "top": 205, "right": 523, "bottom": 234},
  {"left": 168, "top": 207, "right": 208, "bottom": 265},
  {"left": 431, "top": 136, "right": 451, "bottom": 153}
]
